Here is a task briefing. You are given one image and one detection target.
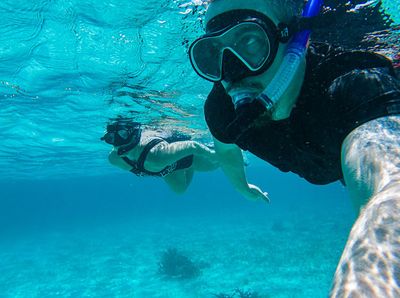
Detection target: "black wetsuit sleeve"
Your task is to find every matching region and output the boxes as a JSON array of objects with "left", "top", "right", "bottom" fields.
[{"left": 204, "top": 83, "right": 237, "bottom": 144}]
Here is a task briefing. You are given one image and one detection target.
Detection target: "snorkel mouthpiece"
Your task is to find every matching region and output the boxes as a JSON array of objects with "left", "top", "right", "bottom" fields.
[{"left": 231, "top": 89, "right": 259, "bottom": 109}]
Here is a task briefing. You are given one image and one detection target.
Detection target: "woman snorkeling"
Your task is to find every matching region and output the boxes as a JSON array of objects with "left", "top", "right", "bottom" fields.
[{"left": 101, "top": 120, "right": 222, "bottom": 194}]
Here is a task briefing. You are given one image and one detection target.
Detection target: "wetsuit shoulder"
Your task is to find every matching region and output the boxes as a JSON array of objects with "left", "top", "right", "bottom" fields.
[
  {"left": 306, "top": 42, "right": 395, "bottom": 87},
  {"left": 327, "top": 67, "right": 400, "bottom": 131}
]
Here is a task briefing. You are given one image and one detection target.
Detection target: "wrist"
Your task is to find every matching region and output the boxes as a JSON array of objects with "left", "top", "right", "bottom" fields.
[
  {"left": 236, "top": 184, "right": 252, "bottom": 197},
  {"left": 194, "top": 142, "right": 212, "bottom": 155}
]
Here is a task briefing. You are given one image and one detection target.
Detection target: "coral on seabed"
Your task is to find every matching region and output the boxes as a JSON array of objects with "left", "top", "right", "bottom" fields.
[
  {"left": 213, "top": 288, "right": 263, "bottom": 298},
  {"left": 158, "top": 247, "right": 200, "bottom": 279}
]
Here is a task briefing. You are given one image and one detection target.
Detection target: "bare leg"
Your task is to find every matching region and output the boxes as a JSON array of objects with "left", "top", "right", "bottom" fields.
[
  {"left": 330, "top": 116, "right": 400, "bottom": 297},
  {"left": 192, "top": 155, "right": 219, "bottom": 172},
  {"left": 163, "top": 168, "right": 194, "bottom": 194}
]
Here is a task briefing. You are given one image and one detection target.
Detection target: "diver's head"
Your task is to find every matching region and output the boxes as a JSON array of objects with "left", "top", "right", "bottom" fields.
[
  {"left": 189, "top": 0, "right": 301, "bottom": 87},
  {"left": 101, "top": 121, "right": 142, "bottom": 148},
  {"left": 190, "top": 0, "right": 309, "bottom": 117}
]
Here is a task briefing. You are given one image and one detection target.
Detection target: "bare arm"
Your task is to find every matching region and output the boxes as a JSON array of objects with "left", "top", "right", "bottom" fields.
[
  {"left": 213, "top": 138, "right": 269, "bottom": 202},
  {"left": 146, "top": 140, "right": 216, "bottom": 171},
  {"left": 108, "top": 150, "right": 132, "bottom": 170}
]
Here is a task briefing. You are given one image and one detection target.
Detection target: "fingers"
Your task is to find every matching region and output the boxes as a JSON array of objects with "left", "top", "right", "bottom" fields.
[
  {"left": 248, "top": 185, "right": 270, "bottom": 203},
  {"left": 262, "top": 192, "right": 270, "bottom": 203}
]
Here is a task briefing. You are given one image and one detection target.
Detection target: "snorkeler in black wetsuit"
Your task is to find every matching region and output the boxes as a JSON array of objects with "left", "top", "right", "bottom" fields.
[
  {"left": 189, "top": 0, "right": 400, "bottom": 297},
  {"left": 101, "top": 121, "right": 219, "bottom": 194},
  {"left": 205, "top": 42, "right": 400, "bottom": 185}
]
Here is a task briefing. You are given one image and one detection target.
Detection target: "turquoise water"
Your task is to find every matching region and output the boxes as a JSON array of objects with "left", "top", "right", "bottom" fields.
[
  {"left": 0, "top": 0, "right": 399, "bottom": 297},
  {"left": 382, "top": 0, "right": 400, "bottom": 23},
  {"left": 0, "top": 170, "right": 353, "bottom": 297}
]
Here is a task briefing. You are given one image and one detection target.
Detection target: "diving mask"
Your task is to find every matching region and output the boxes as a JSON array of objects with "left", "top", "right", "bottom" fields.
[
  {"left": 189, "top": 10, "right": 292, "bottom": 83},
  {"left": 191, "top": 1, "right": 324, "bottom": 113},
  {"left": 101, "top": 122, "right": 142, "bottom": 148},
  {"left": 102, "top": 128, "right": 130, "bottom": 146}
]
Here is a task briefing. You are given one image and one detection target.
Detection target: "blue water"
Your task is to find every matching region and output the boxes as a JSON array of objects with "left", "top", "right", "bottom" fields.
[
  {"left": 0, "top": 0, "right": 399, "bottom": 297},
  {"left": 0, "top": 164, "right": 354, "bottom": 297}
]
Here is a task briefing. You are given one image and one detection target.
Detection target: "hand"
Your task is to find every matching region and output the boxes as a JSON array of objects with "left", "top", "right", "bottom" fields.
[
  {"left": 196, "top": 143, "right": 216, "bottom": 157},
  {"left": 245, "top": 184, "right": 270, "bottom": 203}
]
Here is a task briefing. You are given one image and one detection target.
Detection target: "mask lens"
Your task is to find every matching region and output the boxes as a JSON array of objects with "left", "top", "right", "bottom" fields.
[
  {"left": 117, "top": 129, "right": 129, "bottom": 140},
  {"left": 190, "top": 37, "right": 224, "bottom": 81},
  {"left": 102, "top": 129, "right": 130, "bottom": 146},
  {"left": 226, "top": 23, "right": 271, "bottom": 70},
  {"left": 103, "top": 132, "right": 116, "bottom": 145}
]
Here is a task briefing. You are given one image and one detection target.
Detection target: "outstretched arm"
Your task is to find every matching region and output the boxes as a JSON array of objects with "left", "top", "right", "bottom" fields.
[{"left": 213, "top": 138, "right": 269, "bottom": 202}]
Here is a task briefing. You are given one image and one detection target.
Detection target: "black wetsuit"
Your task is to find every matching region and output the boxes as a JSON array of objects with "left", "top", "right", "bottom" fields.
[
  {"left": 122, "top": 138, "right": 194, "bottom": 177},
  {"left": 204, "top": 42, "right": 400, "bottom": 185}
]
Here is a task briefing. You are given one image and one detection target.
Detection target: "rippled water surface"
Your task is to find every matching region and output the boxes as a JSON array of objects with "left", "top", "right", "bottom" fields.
[{"left": 0, "top": 0, "right": 399, "bottom": 179}]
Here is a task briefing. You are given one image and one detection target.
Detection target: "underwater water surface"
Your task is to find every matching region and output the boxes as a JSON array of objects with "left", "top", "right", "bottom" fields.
[{"left": 0, "top": 0, "right": 399, "bottom": 297}]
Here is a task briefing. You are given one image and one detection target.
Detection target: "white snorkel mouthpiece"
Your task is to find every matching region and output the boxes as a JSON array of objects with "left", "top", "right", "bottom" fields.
[{"left": 230, "top": 88, "right": 259, "bottom": 109}]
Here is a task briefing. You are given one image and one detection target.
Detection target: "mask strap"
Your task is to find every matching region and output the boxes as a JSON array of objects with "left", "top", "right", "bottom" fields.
[{"left": 284, "top": 10, "right": 335, "bottom": 41}]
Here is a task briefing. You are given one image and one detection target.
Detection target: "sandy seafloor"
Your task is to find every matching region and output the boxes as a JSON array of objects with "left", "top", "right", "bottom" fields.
[{"left": 0, "top": 162, "right": 354, "bottom": 298}]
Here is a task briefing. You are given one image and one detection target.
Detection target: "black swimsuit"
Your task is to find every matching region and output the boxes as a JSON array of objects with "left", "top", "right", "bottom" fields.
[
  {"left": 204, "top": 42, "right": 400, "bottom": 185},
  {"left": 122, "top": 138, "right": 194, "bottom": 177}
]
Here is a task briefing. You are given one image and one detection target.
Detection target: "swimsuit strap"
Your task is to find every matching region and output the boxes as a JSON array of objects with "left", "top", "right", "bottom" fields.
[
  {"left": 122, "top": 137, "right": 192, "bottom": 177},
  {"left": 137, "top": 138, "right": 165, "bottom": 170}
]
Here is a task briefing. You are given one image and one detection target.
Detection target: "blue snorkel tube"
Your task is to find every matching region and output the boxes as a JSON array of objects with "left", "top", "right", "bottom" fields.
[
  {"left": 293, "top": 0, "right": 324, "bottom": 48},
  {"left": 257, "top": 0, "right": 324, "bottom": 111}
]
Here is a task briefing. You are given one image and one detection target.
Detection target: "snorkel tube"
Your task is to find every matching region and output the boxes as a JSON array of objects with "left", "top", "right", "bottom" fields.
[{"left": 257, "top": 0, "right": 324, "bottom": 110}]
